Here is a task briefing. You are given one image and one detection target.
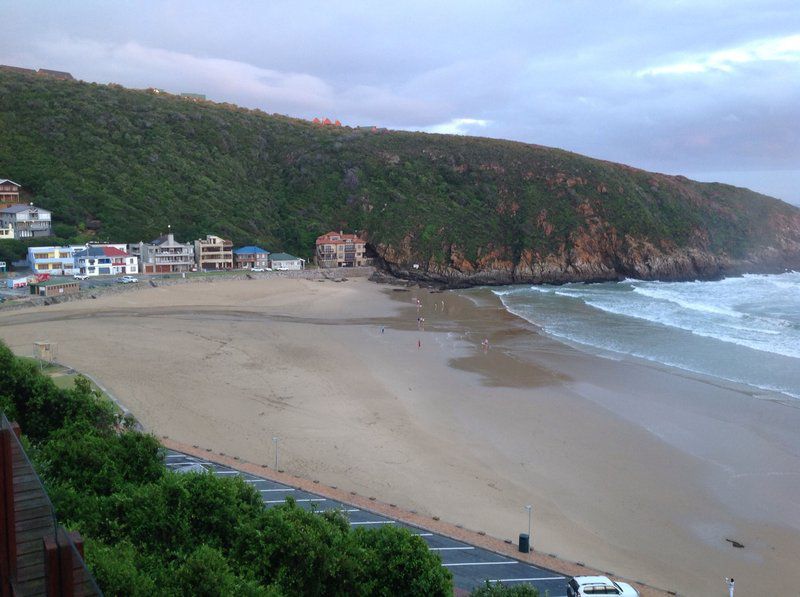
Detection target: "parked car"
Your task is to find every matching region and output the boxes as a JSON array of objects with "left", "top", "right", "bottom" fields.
[
  {"left": 73, "top": 274, "right": 89, "bottom": 280},
  {"left": 567, "top": 576, "right": 639, "bottom": 597},
  {"left": 251, "top": 267, "right": 265, "bottom": 272},
  {"left": 117, "top": 275, "right": 139, "bottom": 284}
]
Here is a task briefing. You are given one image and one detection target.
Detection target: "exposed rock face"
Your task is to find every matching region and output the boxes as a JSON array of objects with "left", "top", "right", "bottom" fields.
[{"left": 372, "top": 209, "right": 800, "bottom": 288}]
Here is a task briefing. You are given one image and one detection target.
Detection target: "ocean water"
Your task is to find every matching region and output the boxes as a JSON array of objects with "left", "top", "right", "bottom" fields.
[{"left": 491, "top": 272, "right": 800, "bottom": 400}]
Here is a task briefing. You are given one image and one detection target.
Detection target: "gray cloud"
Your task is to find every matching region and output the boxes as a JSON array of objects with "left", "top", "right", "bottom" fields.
[{"left": 2, "top": 0, "right": 799, "bottom": 204}]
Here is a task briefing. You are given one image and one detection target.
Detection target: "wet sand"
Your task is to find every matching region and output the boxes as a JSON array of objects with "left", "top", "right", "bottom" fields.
[{"left": 1, "top": 277, "right": 798, "bottom": 595}]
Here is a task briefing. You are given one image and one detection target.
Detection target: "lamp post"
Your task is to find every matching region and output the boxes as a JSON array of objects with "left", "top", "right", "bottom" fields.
[
  {"left": 525, "top": 505, "right": 532, "bottom": 551},
  {"left": 272, "top": 436, "right": 279, "bottom": 469}
]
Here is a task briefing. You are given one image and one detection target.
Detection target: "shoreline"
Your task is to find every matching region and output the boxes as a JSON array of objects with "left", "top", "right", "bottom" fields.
[{"left": 1, "top": 276, "right": 798, "bottom": 595}]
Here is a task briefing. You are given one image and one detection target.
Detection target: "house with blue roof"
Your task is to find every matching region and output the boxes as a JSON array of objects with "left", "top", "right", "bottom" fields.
[{"left": 233, "top": 246, "right": 270, "bottom": 269}]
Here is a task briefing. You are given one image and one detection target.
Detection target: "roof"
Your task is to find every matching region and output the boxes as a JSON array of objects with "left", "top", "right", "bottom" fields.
[
  {"left": 0, "top": 179, "right": 21, "bottom": 187},
  {"left": 233, "top": 246, "right": 269, "bottom": 255},
  {"left": 1, "top": 204, "right": 49, "bottom": 214},
  {"left": 151, "top": 233, "right": 189, "bottom": 246},
  {"left": 74, "top": 246, "right": 129, "bottom": 258},
  {"left": 30, "top": 279, "right": 79, "bottom": 287},
  {"left": 269, "top": 253, "right": 300, "bottom": 261},
  {"left": 316, "top": 231, "right": 365, "bottom": 245}
]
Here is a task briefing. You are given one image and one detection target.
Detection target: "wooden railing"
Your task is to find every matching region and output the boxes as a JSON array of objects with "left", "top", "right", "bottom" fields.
[{"left": 0, "top": 414, "right": 101, "bottom": 596}]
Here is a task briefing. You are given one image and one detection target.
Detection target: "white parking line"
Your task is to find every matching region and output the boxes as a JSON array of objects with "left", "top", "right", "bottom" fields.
[
  {"left": 214, "top": 470, "right": 241, "bottom": 475},
  {"left": 489, "top": 577, "right": 565, "bottom": 582},
  {"left": 263, "top": 498, "right": 326, "bottom": 504},
  {"left": 314, "top": 509, "right": 360, "bottom": 513},
  {"left": 443, "top": 561, "right": 517, "bottom": 567},
  {"left": 428, "top": 547, "right": 474, "bottom": 551},
  {"left": 349, "top": 520, "right": 395, "bottom": 525},
  {"left": 258, "top": 488, "right": 295, "bottom": 492},
  {"left": 414, "top": 532, "right": 434, "bottom": 537}
]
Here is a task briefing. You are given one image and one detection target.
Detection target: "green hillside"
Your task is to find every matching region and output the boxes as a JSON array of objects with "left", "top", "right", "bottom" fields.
[{"left": 1, "top": 71, "right": 798, "bottom": 281}]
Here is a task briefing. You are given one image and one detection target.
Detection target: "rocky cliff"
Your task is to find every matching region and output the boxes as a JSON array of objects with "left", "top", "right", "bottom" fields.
[{"left": 1, "top": 71, "right": 799, "bottom": 286}]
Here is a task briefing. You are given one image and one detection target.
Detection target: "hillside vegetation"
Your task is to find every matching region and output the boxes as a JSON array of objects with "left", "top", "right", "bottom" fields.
[{"left": 1, "top": 71, "right": 799, "bottom": 284}]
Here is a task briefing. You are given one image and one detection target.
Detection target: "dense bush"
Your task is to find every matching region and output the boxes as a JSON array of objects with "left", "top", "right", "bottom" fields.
[
  {"left": 1, "top": 71, "right": 793, "bottom": 264},
  {"left": 471, "top": 580, "right": 540, "bottom": 595},
  {"left": 0, "top": 341, "right": 452, "bottom": 595}
]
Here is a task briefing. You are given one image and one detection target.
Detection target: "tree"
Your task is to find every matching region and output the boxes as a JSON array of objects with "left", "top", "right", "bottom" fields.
[
  {"left": 1, "top": 340, "right": 456, "bottom": 595},
  {"left": 351, "top": 525, "right": 453, "bottom": 597}
]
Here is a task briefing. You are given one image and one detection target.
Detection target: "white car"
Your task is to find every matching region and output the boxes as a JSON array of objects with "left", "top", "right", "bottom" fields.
[
  {"left": 251, "top": 267, "right": 265, "bottom": 272},
  {"left": 73, "top": 274, "right": 89, "bottom": 280},
  {"left": 117, "top": 276, "right": 139, "bottom": 284},
  {"left": 567, "top": 576, "right": 639, "bottom": 597}
]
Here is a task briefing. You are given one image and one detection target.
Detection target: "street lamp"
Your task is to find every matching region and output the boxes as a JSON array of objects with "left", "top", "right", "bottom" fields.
[
  {"left": 272, "top": 436, "right": 279, "bottom": 469},
  {"left": 525, "top": 505, "right": 532, "bottom": 551}
]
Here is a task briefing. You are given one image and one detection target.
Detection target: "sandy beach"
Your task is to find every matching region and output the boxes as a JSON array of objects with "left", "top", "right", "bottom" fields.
[{"left": 1, "top": 276, "right": 799, "bottom": 595}]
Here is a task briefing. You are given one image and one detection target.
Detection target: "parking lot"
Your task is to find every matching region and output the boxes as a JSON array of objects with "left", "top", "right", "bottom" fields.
[{"left": 165, "top": 450, "right": 567, "bottom": 595}]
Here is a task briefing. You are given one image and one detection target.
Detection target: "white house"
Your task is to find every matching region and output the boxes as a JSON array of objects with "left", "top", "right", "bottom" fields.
[
  {"left": 27, "top": 245, "right": 85, "bottom": 276},
  {"left": 0, "top": 204, "right": 52, "bottom": 238},
  {"left": 73, "top": 244, "right": 138, "bottom": 276},
  {"left": 269, "top": 252, "right": 305, "bottom": 271}
]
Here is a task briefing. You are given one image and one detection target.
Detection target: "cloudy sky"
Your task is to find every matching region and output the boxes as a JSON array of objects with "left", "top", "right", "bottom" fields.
[{"left": 3, "top": 1, "right": 799, "bottom": 204}]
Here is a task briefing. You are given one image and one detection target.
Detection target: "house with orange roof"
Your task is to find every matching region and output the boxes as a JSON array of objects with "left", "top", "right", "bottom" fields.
[{"left": 315, "top": 231, "right": 369, "bottom": 268}]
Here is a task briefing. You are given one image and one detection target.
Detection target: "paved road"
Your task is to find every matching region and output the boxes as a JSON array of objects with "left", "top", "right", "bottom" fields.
[{"left": 165, "top": 450, "right": 567, "bottom": 595}]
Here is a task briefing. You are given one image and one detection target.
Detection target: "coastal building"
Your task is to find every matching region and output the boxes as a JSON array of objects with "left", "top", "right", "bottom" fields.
[
  {"left": 0, "top": 179, "right": 21, "bottom": 206},
  {"left": 0, "top": 223, "right": 13, "bottom": 240},
  {"left": 27, "top": 245, "right": 84, "bottom": 276},
  {"left": 29, "top": 278, "right": 80, "bottom": 298},
  {"left": 73, "top": 245, "right": 138, "bottom": 277},
  {"left": 136, "top": 233, "right": 195, "bottom": 273},
  {"left": 194, "top": 235, "right": 233, "bottom": 270},
  {"left": 315, "top": 231, "right": 369, "bottom": 267},
  {"left": 269, "top": 252, "right": 305, "bottom": 271},
  {"left": 0, "top": 204, "right": 52, "bottom": 238},
  {"left": 233, "top": 246, "right": 270, "bottom": 269}
]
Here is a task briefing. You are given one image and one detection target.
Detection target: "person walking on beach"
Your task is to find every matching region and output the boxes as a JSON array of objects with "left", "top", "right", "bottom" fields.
[
  {"left": 482, "top": 338, "right": 489, "bottom": 352},
  {"left": 417, "top": 339, "right": 421, "bottom": 349},
  {"left": 726, "top": 577, "right": 734, "bottom": 597},
  {"left": 380, "top": 325, "right": 384, "bottom": 334}
]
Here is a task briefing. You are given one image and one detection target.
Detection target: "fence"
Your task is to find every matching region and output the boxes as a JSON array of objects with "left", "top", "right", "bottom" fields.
[{"left": 0, "top": 413, "right": 101, "bottom": 596}]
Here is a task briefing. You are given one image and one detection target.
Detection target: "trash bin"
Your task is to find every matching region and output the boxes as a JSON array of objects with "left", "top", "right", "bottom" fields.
[{"left": 519, "top": 533, "right": 530, "bottom": 553}]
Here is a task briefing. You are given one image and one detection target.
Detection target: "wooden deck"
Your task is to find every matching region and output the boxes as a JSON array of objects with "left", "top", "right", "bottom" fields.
[{"left": 0, "top": 420, "right": 101, "bottom": 596}]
